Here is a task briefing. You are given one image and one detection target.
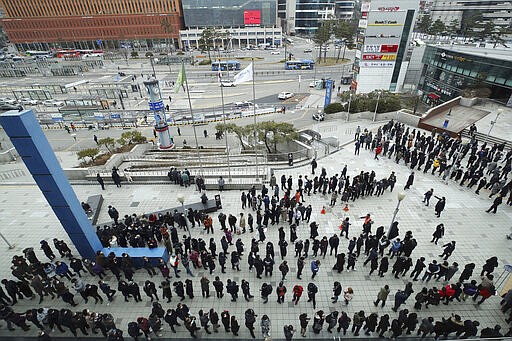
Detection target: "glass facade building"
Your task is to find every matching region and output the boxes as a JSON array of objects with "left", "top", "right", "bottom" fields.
[
  {"left": 182, "top": 0, "right": 276, "bottom": 27},
  {"left": 294, "top": 0, "right": 336, "bottom": 34},
  {"left": 419, "top": 45, "right": 512, "bottom": 105}
]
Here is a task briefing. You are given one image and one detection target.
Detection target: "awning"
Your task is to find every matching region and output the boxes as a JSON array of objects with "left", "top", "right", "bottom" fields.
[{"left": 428, "top": 93, "right": 440, "bottom": 99}]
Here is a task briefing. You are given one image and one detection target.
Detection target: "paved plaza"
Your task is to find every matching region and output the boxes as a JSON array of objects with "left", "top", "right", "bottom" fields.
[{"left": 0, "top": 117, "right": 510, "bottom": 340}]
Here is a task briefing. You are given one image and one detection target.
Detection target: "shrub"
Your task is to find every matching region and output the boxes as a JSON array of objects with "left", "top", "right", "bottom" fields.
[
  {"left": 324, "top": 102, "right": 344, "bottom": 114},
  {"left": 198, "top": 59, "right": 212, "bottom": 65}
]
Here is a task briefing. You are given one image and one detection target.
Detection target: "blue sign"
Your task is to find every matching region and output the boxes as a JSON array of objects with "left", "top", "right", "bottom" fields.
[
  {"left": 97, "top": 39, "right": 102, "bottom": 46},
  {"left": 324, "top": 79, "right": 333, "bottom": 108},
  {"left": 443, "top": 119, "right": 449, "bottom": 128},
  {"left": 110, "top": 113, "right": 121, "bottom": 119},
  {"left": 149, "top": 101, "right": 164, "bottom": 111}
]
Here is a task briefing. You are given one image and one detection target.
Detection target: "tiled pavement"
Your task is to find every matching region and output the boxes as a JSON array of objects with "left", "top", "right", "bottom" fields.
[{"left": 0, "top": 123, "right": 511, "bottom": 340}]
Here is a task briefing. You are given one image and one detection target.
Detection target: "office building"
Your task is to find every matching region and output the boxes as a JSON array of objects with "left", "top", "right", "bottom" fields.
[
  {"left": 430, "top": 0, "right": 512, "bottom": 32},
  {"left": 335, "top": 0, "right": 356, "bottom": 20},
  {"left": 0, "top": 0, "right": 183, "bottom": 50},
  {"left": 352, "top": 0, "right": 419, "bottom": 93},
  {"left": 278, "top": 0, "right": 336, "bottom": 35},
  {"left": 182, "top": 0, "right": 276, "bottom": 27},
  {"left": 180, "top": 26, "right": 282, "bottom": 49},
  {"left": 418, "top": 44, "right": 512, "bottom": 105},
  {"left": 180, "top": 0, "right": 281, "bottom": 49}
]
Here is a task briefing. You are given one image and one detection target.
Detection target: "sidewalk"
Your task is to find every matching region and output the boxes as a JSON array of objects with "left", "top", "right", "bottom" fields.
[{"left": 0, "top": 123, "right": 509, "bottom": 339}]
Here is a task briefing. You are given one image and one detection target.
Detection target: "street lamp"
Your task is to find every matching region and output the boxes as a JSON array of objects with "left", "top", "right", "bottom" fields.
[
  {"left": 346, "top": 92, "right": 352, "bottom": 122},
  {"left": 484, "top": 108, "right": 503, "bottom": 144},
  {"left": 387, "top": 191, "right": 406, "bottom": 238},
  {"left": 373, "top": 90, "right": 382, "bottom": 122},
  {"left": 177, "top": 193, "right": 190, "bottom": 237}
]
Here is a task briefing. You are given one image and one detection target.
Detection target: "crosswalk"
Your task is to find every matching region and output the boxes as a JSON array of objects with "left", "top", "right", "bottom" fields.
[{"left": 0, "top": 168, "right": 26, "bottom": 180}]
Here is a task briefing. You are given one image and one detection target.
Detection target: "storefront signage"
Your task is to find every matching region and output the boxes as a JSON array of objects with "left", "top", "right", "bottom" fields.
[
  {"left": 363, "top": 44, "right": 399, "bottom": 53},
  {"left": 425, "top": 81, "right": 453, "bottom": 96},
  {"left": 440, "top": 52, "right": 471, "bottom": 63},
  {"left": 362, "top": 54, "right": 396, "bottom": 61},
  {"left": 361, "top": 61, "right": 395, "bottom": 68},
  {"left": 372, "top": 20, "right": 398, "bottom": 25},
  {"left": 366, "top": 34, "right": 401, "bottom": 38},
  {"left": 378, "top": 6, "right": 400, "bottom": 11},
  {"left": 358, "top": 19, "right": 368, "bottom": 28},
  {"left": 380, "top": 44, "right": 399, "bottom": 53}
]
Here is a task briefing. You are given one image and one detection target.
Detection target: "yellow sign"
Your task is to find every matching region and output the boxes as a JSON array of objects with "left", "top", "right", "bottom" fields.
[{"left": 381, "top": 54, "right": 396, "bottom": 60}]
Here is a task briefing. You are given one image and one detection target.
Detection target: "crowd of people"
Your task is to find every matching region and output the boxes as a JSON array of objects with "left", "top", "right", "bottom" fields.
[{"left": 2, "top": 119, "right": 511, "bottom": 340}]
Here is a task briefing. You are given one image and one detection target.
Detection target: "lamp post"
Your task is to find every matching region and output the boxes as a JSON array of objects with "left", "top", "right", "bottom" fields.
[
  {"left": 346, "top": 92, "right": 352, "bottom": 122},
  {"left": 177, "top": 194, "right": 190, "bottom": 237},
  {"left": 373, "top": 90, "right": 381, "bottom": 122},
  {"left": 484, "top": 108, "right": 502, "bottom": 144},
  {"left": 387, "top": 192, "right": 406, "bottom": 238}
]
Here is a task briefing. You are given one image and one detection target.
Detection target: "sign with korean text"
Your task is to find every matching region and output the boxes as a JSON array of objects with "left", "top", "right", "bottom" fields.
[
  {"left": 361, "top": 61, "right": 395, "bottom": 68},
  {"left": 363, "top": 45, "right": 399, "bottom": 53},
  {"left": 362, "top": 54, "right": 396, "bottom": 61}
]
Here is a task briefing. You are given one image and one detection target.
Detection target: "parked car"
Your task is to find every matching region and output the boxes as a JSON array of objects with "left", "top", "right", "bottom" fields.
[
  {"left": 309, "top": 80, "right": 323, "bottom": 88},
  {"left": 18, "top": 97, "right": 39, "bottom": 105},
  {"left": 278, "top": 92, "right": 294, "bottom": 100},
  {"left": 43, "top": 99, "right": 64, "bottom": 107},
  {"left": 270, "top": 51, "right": 280, "bottom": 55},
  {"left": 313, "top": 110, "right": 325, "bottom": 121},
  {"left": 0, "top": 97, "right": 17, "bottom": 105},
  {"left": 234, "top": 101, "right": 255, "bottom": 109},
  {"left": 0, "top": 103, "right": 23, "bottom": 112},
  {"left": 303, "top": 48, "right": 312, "bottom": 53},
  {"left": 220, "top": 80, "right": 235, "bottom": 87}
]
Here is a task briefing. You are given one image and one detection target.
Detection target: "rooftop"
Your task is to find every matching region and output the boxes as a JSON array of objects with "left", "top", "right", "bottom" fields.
[{"left": 428, "top": 44, "right": 512, "bottom": 62}]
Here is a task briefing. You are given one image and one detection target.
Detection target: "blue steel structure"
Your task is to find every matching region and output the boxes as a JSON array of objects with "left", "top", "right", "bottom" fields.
[{"left": 0, "top": 109, "right": 168, "bottom": 264}]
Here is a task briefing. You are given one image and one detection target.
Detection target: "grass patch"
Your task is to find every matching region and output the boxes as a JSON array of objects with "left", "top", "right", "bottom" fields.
[{"left": 315, "top": 57, "right": 351, "bottom": 66}]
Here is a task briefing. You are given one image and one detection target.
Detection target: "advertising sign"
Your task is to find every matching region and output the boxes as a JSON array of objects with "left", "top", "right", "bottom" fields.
[
  {"left": 368, "top": 21, "right": 401, "bottom": 26},
  {"left": 363, "top": 45, "right": 399, "bottom": 53},
  {"left": 380, "top": 44, "right": 399, "bottom": 53},
  {"left": 351, "top": 79, "right": 358, "bottom": 91},
  {"left": 362, "top": 54, "right": 396, "bottom": 61},
  {"left": 149, "top": 101, "right": 164, "bottom": 111},
  {"left": 358, "top": 19, "right": 368, "bottom": 28},
  {"left": 324, "top": 79, "right": 333, "bottom": 108},
  {"left": 51, "top": 114, "right": 63, "bottom": 122},
  {"left": 377, "top": 6, "right": 400, "bottom": 11},
  {"left": 361, "top": 61, "right": 395, "bottom": 68},
  {"left": 244, "top": 10, "right": 261, "bottom": 25}
]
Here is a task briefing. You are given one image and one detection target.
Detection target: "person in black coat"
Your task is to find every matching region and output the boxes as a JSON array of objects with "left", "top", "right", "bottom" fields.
[
  {"left": 174, "top": 281, "right": 185, "bottom": 301},
  {"left": 143, "top": 280, "right": 159, "bottom": 302},
  {"left": 404, "top": 172, "right": 414, "bottom": 190},
  {"left": 245, "top": 309, "right": 257, "bottom": 338},
  {"left": 128, "top": 282, "right": 141, "bottom": 302},
  {"left": 221, "top": 310, "right": 230, "bottom": 332},
  {"left": 164, "top": 309, "right": 180, "bottom": 333},
  {"left": 434, "top": 196, "right": 446, "bottom": 217}
]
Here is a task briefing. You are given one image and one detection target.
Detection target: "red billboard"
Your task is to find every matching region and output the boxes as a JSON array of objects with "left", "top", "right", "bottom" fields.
[
  {"left": 380, "top": 44, "right": 399, "bottom": 53},
  {"left": 244, "top": 10, "right": 261, "bottom": 25}
]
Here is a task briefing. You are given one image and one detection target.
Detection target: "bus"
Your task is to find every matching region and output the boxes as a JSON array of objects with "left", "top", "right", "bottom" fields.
[
  {"left": 211, "top": 60, "right": 241, "bottom": 71},
  {"left": 56, "top": 50, "right": 80, "bottom": 58},
  {"left": 285, "top": 59, "right": 315, "bottom": 70},
  {"left": 25, "top": 50, "right": 52, "bottom": 59},
  {"left": 78, "top": 49, "right": 104, "bottom": 57}
]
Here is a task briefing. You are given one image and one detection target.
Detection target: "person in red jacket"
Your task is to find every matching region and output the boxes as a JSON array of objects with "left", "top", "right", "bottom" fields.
[
  {"left": 292, "top": 284, "right": 303, "bottom": 305},
  {"left": 375, "top": 145, "right": 383, "bottom": 160},
  {"left": 438, "top": 284, "right": 456, "bottom": 305}
]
